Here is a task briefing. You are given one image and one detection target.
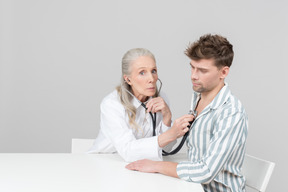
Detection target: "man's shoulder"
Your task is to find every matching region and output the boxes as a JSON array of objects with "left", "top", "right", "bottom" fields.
[{"left": 225, "top": 93, "right": 247, "bottom": 114}]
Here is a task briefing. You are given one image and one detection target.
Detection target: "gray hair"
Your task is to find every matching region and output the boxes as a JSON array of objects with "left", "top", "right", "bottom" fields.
[{"left": 116, "top": 48, "right": 158, "bottom": 131}]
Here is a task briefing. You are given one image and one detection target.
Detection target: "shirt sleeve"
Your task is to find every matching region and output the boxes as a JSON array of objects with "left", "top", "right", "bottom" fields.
[
  {"left": 100, "top": 97, "right": 162, "bottom": 163},
  {"left": 176, "top": 108, "right": 248, "bottom": 183}
]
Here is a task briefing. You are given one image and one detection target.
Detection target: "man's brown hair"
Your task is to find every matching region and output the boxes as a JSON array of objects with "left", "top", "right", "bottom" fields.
[{"left": 185, "top": 34, "right": 234, "bottom": 68}]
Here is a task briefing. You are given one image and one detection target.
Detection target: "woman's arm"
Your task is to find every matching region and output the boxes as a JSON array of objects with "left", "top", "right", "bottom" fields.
[
  {"left": 100, "top": 97, "right": 161, "bottom": 162},
  {"left": 157, "top": 114, "right": 194, "bottom": 148}
]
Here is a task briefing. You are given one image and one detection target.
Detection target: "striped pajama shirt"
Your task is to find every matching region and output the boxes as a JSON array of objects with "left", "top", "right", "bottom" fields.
[{"left": 177, "top": 84, "right": 248, "bottom": 192}]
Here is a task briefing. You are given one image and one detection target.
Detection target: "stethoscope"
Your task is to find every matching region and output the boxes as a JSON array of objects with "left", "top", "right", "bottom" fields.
[{"left": 123, "top": 79, "right": 197, "bottom": 156}]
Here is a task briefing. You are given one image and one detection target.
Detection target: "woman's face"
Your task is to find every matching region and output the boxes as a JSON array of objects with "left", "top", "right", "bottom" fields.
[{"left": 125, "top": 56, "right": 158, "bottom": 102}]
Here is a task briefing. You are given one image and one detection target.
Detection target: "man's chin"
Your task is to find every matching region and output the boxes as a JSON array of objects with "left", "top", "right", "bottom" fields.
[{"left": 193, "top": 86, "right": 202, "bottom": 93}]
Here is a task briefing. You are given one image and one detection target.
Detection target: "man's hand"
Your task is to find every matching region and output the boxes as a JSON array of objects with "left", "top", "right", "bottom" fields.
[
  {"left": 125, "top": 159, "right": 158, "bottom": 173},
  {"left": 126, "top": 159, "right": 179, "bottom": 178}
]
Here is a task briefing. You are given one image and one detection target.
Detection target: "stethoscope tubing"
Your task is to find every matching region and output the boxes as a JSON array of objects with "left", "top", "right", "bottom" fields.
[
  {"left": 123, "top": 78, "right": 195, "bottom": 156},
  {"left": 141, "top": 102, "right": 196, "bottom": 156}
]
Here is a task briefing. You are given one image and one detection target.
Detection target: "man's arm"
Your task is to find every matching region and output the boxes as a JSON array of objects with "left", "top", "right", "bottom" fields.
[{"left": 125, "top": 159, "right": 179, "bottom": 178}]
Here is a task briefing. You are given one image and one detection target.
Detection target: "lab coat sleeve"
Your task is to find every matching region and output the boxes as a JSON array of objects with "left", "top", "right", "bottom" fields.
[
  {"left": 155, "top": 91, "right": 176, "bottom": 152},
  {"left": 100, "top": 97, "right": 162, "bottom": 163},
  {"left": 155, "top": 121, "right": 176, "bottom": 152}
]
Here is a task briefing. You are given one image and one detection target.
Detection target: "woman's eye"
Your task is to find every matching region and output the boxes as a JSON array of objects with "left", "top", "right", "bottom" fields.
[
  {"left": 152, "top": 69, "right": 157, "bottom": 74},
  {"left": 140, "top": 71, "right": 145, "bottom": 75}
]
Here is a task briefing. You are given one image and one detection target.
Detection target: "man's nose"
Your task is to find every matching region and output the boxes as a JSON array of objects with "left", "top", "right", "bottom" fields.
[{"left": 191, "top": 71, "right": 198, "bottom": 80}]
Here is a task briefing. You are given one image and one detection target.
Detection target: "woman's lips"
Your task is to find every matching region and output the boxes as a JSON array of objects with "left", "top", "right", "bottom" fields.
[{"left": 147, "top": 87, "right": 155, "bottom": 91}]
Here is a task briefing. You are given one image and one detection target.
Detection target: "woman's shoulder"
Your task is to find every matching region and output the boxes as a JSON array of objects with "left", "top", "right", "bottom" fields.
[
  {"left": 101, "top": 90, "right": 123, "bottom": 108},
  {"left": 103, "top": 89, "right": 118, "bottom": 100}
]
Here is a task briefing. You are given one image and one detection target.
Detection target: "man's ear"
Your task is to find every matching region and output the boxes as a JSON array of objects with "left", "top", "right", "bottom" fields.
[{"left": 220, "top": 66, "right": 230, "bottom": 79}]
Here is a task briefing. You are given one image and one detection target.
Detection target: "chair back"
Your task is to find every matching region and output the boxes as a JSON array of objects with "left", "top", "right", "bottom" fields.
[
  {"left": 242, "top": 154, "right": 275, "bottom": 192},
  {"left": 71, "top": 138, "right": 94, "bottom": 153}
]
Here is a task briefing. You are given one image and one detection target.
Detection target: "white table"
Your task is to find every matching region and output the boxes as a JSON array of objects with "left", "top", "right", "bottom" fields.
[{"left": 0, "top": 153, "right": 204, "bottom": 192}]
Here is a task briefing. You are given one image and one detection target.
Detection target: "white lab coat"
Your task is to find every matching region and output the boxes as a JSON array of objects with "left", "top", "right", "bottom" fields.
[{"left": 88, "top": 90, "right": 175, "bottom": 162}]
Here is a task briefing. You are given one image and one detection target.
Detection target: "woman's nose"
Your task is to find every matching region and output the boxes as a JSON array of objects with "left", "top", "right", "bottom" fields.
[{"left": 148, "top": 72, "right": 156, "bottom": 83}]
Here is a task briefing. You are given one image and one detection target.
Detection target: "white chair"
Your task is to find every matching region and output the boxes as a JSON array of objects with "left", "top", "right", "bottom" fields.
[
  {"left": 71, "top": 138, "right": 94, "bottom": 154},
  {"left": 242, "top": 154, "right": 275, "bottom": 192}
]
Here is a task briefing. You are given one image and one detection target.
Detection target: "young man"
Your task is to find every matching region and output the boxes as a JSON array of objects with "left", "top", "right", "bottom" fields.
[{"left": 126, "top": 34, "right": 248, "bottom": 192}]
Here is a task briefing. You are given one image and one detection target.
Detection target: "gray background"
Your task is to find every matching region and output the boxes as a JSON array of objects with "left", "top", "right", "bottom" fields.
[{"left": 0, "top": 0, "right": 287, "bottom": 191}]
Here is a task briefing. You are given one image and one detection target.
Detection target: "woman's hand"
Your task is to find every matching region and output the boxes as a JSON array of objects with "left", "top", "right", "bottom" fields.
[
  {"left": 170, "top": 114, "right": 195, "bottom": 138},
  {"left": 146, "top": 97, "right": 172, "bottom": 126},
  {"left": 158, "top": 114, "right": 195, "bottom": 148}
]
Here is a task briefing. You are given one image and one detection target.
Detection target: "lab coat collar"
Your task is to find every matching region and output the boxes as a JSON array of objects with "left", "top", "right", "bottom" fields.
[{"left": 131, "top": 95, "right": 153, "bottom": 109}]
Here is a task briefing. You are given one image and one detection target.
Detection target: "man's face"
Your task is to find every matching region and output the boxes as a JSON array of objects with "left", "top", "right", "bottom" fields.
[{"left": 190, "top": 59, "right": 226, "bottom": 94}]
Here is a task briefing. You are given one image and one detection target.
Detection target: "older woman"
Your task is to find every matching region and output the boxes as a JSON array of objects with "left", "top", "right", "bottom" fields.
[{"left": 88, "top": 48, "right": 193, "bottom": 162}]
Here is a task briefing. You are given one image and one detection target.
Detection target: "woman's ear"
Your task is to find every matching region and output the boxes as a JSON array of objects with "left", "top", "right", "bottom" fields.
[
  {"left": 220, "top": 66, "right": 230, "bottom": 79},
  {"left": 123, "top": 75, "right": 131, "bottom": 85}
]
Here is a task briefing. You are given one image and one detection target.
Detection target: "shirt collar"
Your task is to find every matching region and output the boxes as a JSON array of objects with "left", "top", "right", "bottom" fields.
[
  {"left": 131, "top": 95, "right": 153, "bottom": 109},
  {"left": 192, "top": 82, "right": 231, "bottom": 111},
  {"left": 209, "top": 83, "right": 231, "bottom": 110}
]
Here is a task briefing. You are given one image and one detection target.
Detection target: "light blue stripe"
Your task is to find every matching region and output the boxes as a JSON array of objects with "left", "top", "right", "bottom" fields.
[{"left": 177, "top": 84, "right": 248, "bottom": 192}]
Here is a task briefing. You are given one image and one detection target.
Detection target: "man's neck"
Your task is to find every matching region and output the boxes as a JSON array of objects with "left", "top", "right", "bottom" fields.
[
  {"left": 201, "top": 82, "right": 225, "bottom": 101},
  {"left": 196, "top": 82, "right": 225, "bottom": 114}
]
